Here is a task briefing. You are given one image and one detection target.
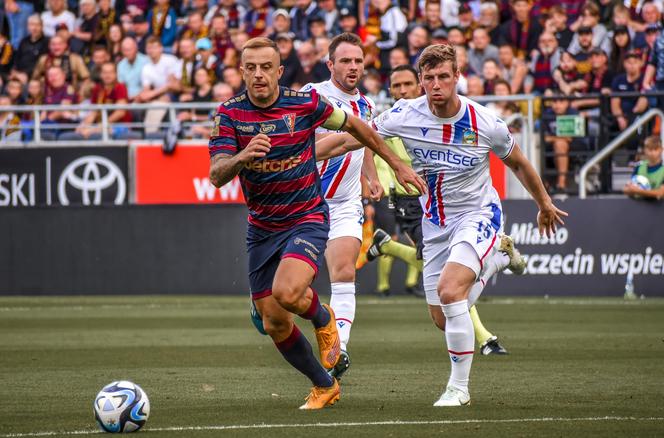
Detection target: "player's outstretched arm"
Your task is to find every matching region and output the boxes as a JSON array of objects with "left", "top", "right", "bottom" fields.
[
  {"left": 209, "top": 134, "right": 271, "bottom": 188},
  {"left": 315, "top": 133, "right": 362, "bottom": 161},
  {"left": 503, "top": 143, "right": 568, "bottom": 237},
  {"left": 342, "top": 114, "right": 427, "bottom": 195}
]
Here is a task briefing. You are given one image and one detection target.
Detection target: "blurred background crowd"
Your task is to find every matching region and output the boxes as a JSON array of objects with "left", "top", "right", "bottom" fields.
[{"left": 0, "top": 0, "right": 662, "bottom": 192}]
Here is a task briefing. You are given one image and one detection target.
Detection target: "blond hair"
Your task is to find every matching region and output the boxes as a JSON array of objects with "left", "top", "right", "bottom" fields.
[{"left": 417, "top": 44, "right": 458, "bottom": 74}]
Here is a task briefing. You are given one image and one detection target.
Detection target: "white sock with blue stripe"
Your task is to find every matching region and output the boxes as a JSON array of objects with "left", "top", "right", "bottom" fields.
[
  {"left": 442, "top": 300, "right": 474, "bottom": 393},
  {"left": 330, "top": 282, "right": 355, "bottom": 352}
]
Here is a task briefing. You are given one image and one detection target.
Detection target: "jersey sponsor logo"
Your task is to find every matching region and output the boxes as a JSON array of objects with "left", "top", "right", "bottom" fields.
[
  {"left": 282, "top": 113, "right": 296, "bottom": 136},
  {"left": 391, "top": 106, "right": 403, "bottom": 113},
  {"left": 462, "top": 128, "right": 478, "bottom": 146},
  {"left": 420, "top": 127, "right": 429, "bottom": 137},
  {"left": 412, "top": 148, "right": 480, "bottom": 167},
  {"left": 259, "top": 123, "right": 276, "bottom": 134},
  {"left": 294, "top": 237, "right": 320, "bottom": 253},
  {"left": 244, "top": 155, "right": 303, "bottom": 172},
  {"left": 237, "top": 124, "right": 254, "bottom": 133}
]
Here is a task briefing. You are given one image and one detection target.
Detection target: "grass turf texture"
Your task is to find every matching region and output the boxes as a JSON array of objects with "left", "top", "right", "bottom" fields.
[{"left": 0, "top": 296, "right": 663, "bottom": 437}]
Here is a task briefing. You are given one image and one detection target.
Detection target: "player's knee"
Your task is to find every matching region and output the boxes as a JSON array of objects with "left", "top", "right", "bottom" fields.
[
  {"left": 331, "top": 264, "right": 356, "bottom": 283},
  {"left": 262, "top": 315, "right": 290, "bottom": 338},
  {"left": 438, "top": 282, "right": 467, "bottom": 305},
  {"left": 272, "top": 282, "right": 304, "bottom": 310}
]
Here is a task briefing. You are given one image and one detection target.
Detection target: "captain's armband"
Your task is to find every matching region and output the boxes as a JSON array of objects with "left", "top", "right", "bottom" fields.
[{"left": 322, "top": 107, "right": 348, "bottom": 131}]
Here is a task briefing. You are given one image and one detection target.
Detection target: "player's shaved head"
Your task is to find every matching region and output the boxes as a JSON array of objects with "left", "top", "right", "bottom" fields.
[{"left": 241, "top": 37, "right": 280, "bottom": 59}]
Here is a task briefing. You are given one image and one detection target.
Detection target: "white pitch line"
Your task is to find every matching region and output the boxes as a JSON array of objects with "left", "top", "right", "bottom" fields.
[{"left": 2, "top": 416, "right": 662, "bottom": 437}]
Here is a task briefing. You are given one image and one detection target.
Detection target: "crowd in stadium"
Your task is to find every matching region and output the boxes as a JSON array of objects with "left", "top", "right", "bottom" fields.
[{"left": 0, "top": 0, "right": 662, "bottom": 189}]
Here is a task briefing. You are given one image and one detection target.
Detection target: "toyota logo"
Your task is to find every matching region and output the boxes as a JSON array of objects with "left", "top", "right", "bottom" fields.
[{"left": 58, "top": 156, "right": 126, "bottom": 206}]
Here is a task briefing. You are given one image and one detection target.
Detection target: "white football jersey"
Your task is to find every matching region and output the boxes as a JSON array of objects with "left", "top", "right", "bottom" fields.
[
  {"left": 373, "top": 94, "right": 514, "bottom": 227},
  {"left": 301, "top": 81, "right": 376, "bottom": 203}
]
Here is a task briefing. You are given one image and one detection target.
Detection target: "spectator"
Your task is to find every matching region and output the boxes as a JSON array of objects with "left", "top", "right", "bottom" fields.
[
  {"left": 438, "top": 0, "right": 461, "bottom": 28},
  {"left": 205, "top": 0, "right": 246, "bottom": 31},
  {"left": 124, "top": 0, "right": 149, "bottom": 19},
  {"left": 552, "top": 50, "right": 587, "bottom": 94},
  {"left": 96, "top": 0, "right": 119, "bottom": 46},
  {"left": 481, "top": 58, "right": 502, "bottom": 94},
  {"left": 32, "top": 35, "right": 90, "bottom": 90},
  {"left": 571, "top": 26, "right": 596, "bottom": 74},
  {"left": 177, "top": 67, "right": 213, "bottom": 137},
  {"left": 178, "top": 11, "right": 208, "bottom": 44},
  {"left": 455, "top": 44, "right": 469, "bottom": 93},
  {"left": 292, "top": 40, "right": 328, "bottom": 86},
  {"left": 290, "top": 0, "right": 322, "bottom": 42},
  {"left": 60, "top": 62, "right": 137, "bottom": 140},
  {"left": 189, "top": 81, "right": 233, "bottom": 138},
  {"left": 308, "top": 15, "right": 327, "bottom": 39},
  {"left": 388, "top": 47, "right": 409, "bottom": 71},
  {"left": 431, "top": 28, "right": 449, "bottom": 45},
  {"left": 585, "top": 48, "right": 614, "bottom": 95},
  {"left": 11, "top": 14, "right": 48, "bottom": 84},
  {"left": 312, "top": 35, "right": 330, "bottom": 63},
  {"left": 183, "top": 0, "right": 209, "bottom": 18},
  {"left": 222, "top": 65, "right": 244, "bottom": 93},
  {"left": 88, "top": 45, "right": 111, "bottom": 83},
  {"left": 422, "top": 1, "right": 444, "bottom": 35},
  {"left": 456, "top": 3, "right": 476, "bottom": 41},
  {"left": 446, "top": 26, "right": 466, "bottom": 46},
  {"left": 5, "top": 0, "right": 33, "bottom": 49},
  {"left": 117, "top": 36, "right": 149, "bottom": 100},
  {"left": 568, "top": 2, "right": 610, "bottom": 54},
  {"left": 42, "top": 65, "right": 79, "bottom": 140},
  {"left": 478, "top": 2, "right": 501, "bottom": 43},
  {"left": 642, "top": 23, "right": 661, "bottom": 64},
  {"left": 42, "top": 0, "right": 76, "bottom": 38},
  {"left": 370, "top": 0, "right": 408, "bottom": 67},
  {"left": 193, "top": 37, "right": 219, "bottom": 79},
  {"left": 0, "top": 95, "right": 22, "bottom": 142},
  {"left": 275, "top": 33, "right": 298, "bottom": 87},
  {"left": 498, "top": 0, "right": 542, "bottom": 59},
  {"left": 176, "top": 38, "right": 196, "bottom": 98},
  {"left": 362, "top": 69, "right": 388, "bottom": 102},
  {"left": 147, "top": 0, "right": 178, "bottom": 49},
  {"left": 543, "top": 96, "right": 584, "bottom": 193},
  {"left": 406, "top": 25, "right": 429, "bottom": 66},
  {"left": 611, "top": 50, "right": 648, "bottom": 132},
  {"left": 466, "top": 75, "right": 484, "bottom": 97},
  {"left": 69, "top": 0, "right": 98, "bottom": 57},
  {"left": 528, "top": 32, "right": 567, "bottom": 94},
  {"left": 338, "top": 8, "right": 358, "bottom": 34},
  {"left": 634, "top": 1, "right": 662, "bottom": 34},
  {"left": 107, "top": 24, "right": 124, "bottom": 62},
  {"left": 5, "top": 78, "right": 24, "bottom": 104},
  {"left": 317, "top": 0, "right": 340, "bottom": 36},
  {"left": 0, "top": 34, "right": 14, "bottom": 83},
  {"left": 26, "top": 78, "right": 43, "bottom": 105},
  {"left": 135, "top": 36, "right": 181, "bottom": 134},
  {"left": 130, "top": 14, "right": 150, "bottom": 53},
  {"left": 487, "top": 78, "right": 521, "bottom": 121},
  {"left": 609, "top": 25, "right": 633, "bottom": 74},
  {"left": 499, "top": 43, "right": 529, "bottom": 93},
  {"left": 623, "top": 136, "right": 664, "bottom": 200},
  {"left": 468, "top": 27, "right": 499, "bottom": 75},
  {"left": 268, "top": 9, "right": 292, "bottom": 40},
  {"left": 643, "top": 22, "right": 664, "bottom": 107},
  {"left": 544, "top": 5, "right": 574, "bottom": 49},
  {"left": 209, "top": 15, "right": 235, "bottom": 66}
]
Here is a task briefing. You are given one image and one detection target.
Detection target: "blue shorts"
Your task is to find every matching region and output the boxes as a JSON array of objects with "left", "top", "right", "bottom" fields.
[{"left": 247, "top": 221, "right": 329, "bottom": 300}]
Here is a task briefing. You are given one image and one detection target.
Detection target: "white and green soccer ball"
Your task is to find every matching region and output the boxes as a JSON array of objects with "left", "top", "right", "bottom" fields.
[{"left": 94, "top": 381, "right": 150, "bottom": 433}]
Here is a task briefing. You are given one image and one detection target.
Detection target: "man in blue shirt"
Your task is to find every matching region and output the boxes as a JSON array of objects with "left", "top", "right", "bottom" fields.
[{"left": 117, "top": 37, "right": 149, "bottom": 100}]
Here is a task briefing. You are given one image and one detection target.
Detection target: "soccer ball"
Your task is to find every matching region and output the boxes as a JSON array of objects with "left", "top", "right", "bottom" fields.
[
  {"left": 631, "top": 175, "right": 651, "bottom": 190},
  {"left": 93, "top": 381, "right": 150, "bottom": 433}
]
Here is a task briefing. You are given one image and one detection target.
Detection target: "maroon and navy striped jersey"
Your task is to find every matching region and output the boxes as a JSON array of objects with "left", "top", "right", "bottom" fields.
[{"left": 209, "top": 87, "right": 346, "bottom": 231}]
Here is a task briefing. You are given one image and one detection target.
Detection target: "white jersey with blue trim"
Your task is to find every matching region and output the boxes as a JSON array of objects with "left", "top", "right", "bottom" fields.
[
  {"left": 372, "top": 94, "right": 514, "bottom": 227},
  {"left": 301, "top": 80, "right": 376, "bottom": 203}
]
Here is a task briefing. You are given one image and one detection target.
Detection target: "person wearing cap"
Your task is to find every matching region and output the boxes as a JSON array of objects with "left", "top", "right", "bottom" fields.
[
  {"left": 193, "top": 37, "right": 219, "bottom": 78},
  {"left": 498, "top": 0, "right": 543, "bottom": 58},
  {"left": 338, "top": 8, "right": 358, "bottom": 34},
  {"left": 611, "top": 50, "right": 648, "bottom": 132},
  {"left": 457, "top": 3, "right": 476, "bottom": 41},
  {"left": 41, "top": 0, "right": 76, "bottom": 38},
  {"left": 431, "top": 28, "right": 448, "bottom": 45},
  {"left": 308, "top": 15, "right": 328, "bottom": 39},
  {"left": 275, "top": 32, "right": 300, "bottom": 87},
  {"left": 567, "top": 2, "right": 610, "bottom": 57},
  {"left": 642, "top": 23, "right": 662, "bottom": 63},
  {"left": 130, "top": 13, "right": 150, "bottom": 53},
  {"left": 267, "top": 9, "right": 291, "bottom": 40},
  {"left": 571, "top": 26, "right": 597, "bottom": 74}
]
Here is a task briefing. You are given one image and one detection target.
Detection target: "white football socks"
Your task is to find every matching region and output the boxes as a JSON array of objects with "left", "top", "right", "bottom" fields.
[
  {"left": 442, "top": 299, "right": 474, "bottom": 393},
  {"left": 468, "top": 251, "right": 510, "bottom": 307},
  {"left": 329, "top": 282, "right": 355, "bottom": 352}
]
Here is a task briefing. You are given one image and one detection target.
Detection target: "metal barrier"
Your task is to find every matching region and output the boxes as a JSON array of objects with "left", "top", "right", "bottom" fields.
[{"left": 579, "top": 108, "right": 664, "bottom": 199}]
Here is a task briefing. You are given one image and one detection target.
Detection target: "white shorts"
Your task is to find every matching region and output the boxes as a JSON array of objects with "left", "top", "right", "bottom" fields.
[
  {"left": 422, "top": 206, "right": 503, "bottom": 306},
  {"left": 327, "top": 198, "right": 364, "bottom": 242}
]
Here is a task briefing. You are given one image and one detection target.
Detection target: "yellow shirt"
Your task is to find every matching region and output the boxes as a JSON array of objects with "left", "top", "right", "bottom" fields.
[{"left": 374, "top": 136, "right": 418, "bottom": 196}]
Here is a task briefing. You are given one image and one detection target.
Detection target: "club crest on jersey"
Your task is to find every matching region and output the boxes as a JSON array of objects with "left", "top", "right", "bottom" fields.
[
  {"left": 420, "top": 127, "right": 429, "bottom": 137},
  {"left": 462, "top": 128, "right": 478, "bottom": 146},
  {"left": 260, "top": 123, "right": 276, "bottom": 134},
  {"left": 282, "top": 113, "right": 296, "bottom": 136}
]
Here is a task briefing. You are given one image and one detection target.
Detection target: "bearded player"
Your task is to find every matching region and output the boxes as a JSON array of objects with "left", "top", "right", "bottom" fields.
[
  {"left": 319, "top": 45, "right": 567, "bottom": 406},
  {"left": 208, "top": 37, "right": 426, "bottom": 409},
  {"left": 300, "top": 33, "right": 383, "bottom": 379}
]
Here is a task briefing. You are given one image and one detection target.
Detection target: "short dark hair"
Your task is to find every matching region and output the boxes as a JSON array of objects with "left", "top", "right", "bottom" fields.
[
  {"left": 328, "top": 32, "right": 362, "bottom": 61},
  {"left": 390, "top": 64, "right": 419, "bottom": 83},
  {"left": 146, "top": 35, "right": 162, "bottom": 46}
]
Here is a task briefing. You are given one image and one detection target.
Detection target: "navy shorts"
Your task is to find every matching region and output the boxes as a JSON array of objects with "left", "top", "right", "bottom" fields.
[{"left": 247, "top": 221, "right": 329, "bottom": 300}]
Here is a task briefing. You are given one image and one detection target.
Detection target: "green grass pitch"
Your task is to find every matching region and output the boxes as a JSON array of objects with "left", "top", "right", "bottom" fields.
[{"left": 1, "top": 295, "right": 663, "bottom": 437}]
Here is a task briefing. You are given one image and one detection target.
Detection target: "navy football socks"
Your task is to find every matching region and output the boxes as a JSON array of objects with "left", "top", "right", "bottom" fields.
[
  {"left": 298, "top": 291, "right": 331, "bottom": 329},
  {"left": 275, "top": 325, "right": 334, "bottom": 387}
]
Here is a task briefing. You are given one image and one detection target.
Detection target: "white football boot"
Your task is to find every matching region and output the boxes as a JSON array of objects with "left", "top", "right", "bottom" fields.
[{"left": 433, "top": 386, "right": 471, "bottom": 407}]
